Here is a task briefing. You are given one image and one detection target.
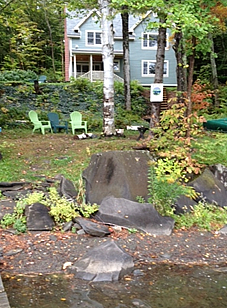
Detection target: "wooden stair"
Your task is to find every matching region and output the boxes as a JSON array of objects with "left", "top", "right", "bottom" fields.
[{"left": 160, "top": 87, "right": 168, "bottom": 112}]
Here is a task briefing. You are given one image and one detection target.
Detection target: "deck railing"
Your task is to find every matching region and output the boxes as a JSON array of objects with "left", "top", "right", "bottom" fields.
[{"left": 76, "top": 71, "right": 124, "bottom": 82}]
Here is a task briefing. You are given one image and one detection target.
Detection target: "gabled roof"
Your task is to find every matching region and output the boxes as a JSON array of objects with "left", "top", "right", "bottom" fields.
[
  {"left": 66, "top": 9, "right": 156, "bottom": 38},
  {"left": 129, "top": 11, "right": 153, "bottom": 34},
  {"left": 73, "top": 9, "right": 101, "bottom": 31}
]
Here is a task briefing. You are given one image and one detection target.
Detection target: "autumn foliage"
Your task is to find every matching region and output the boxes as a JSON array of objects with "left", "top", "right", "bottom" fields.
[{"left": 191, "top": 80, "right": 213, "bottom": 111}]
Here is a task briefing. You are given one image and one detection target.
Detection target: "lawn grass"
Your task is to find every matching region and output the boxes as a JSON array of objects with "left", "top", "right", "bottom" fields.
[
  {"left": 1, "top": 127, "right": 227, "bottom": 183},
  {"left": 0, "top": 128, "right": 141, "bottom": 183}
]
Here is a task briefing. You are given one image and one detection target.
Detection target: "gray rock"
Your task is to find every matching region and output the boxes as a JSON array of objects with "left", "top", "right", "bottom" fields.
[
  {"left": 95, "top": 196, "right": 175, "bottom": 236},
  {"left": 63, "top": 221, "right": 73, "bottom": 232},
  {"left": 189, "top": 168, "right": 227, "bottom": 207},
  {"left": 83, "top": 150, "right": 151, "bottom": 205},
  {"left": 0, "top": 181, "right": 30, "bottom": 189},
  {"left": 2, "top": 190, "right": 32, "bottom": 200},
  {"left": 72, "top": 240, "right": 134, "bottom": 281},
  {"left": 25, "top": 202, "right": 55, "bottom": 231},
  {"left": 77, "top": 229, "right": 86, "bottom": 235},
  {"left": 75, "top": 217, "right": 111, "bottom": 237},
  {"left": 174, "top": 195, "right": 198, "bottom": 214},
  {"left": 209, "top": 164, "right": 227, "bottom": 187},
  {"left": 0, "top": 199, "right": 16, "bottom": 221},
  {"left": 59, "top": 176, "right": 78, "bottom": 201},
  {"left": 217, "top": 224, "right": 227, "bottom": 235}
]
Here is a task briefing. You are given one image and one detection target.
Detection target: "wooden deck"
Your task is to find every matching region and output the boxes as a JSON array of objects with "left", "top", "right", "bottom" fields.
[{"left": 0, "top": 275, "right": 11, "bottom": 308}]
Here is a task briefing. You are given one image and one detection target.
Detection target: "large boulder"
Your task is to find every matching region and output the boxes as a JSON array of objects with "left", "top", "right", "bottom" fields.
[
  {"left": 209, "top": 164, "right": 227, "bottom": 187},
  {"left": 94, "top": 196, "right": 175, "bottom": 236},
  {"left": 189, "top": 168, "right": 227, "bottom": 207},
  {"left": 83, "top": 150, "right": 151, "bottom": 205},
  {"left": 173, "top": 168, "right": 227, "bottom": 214},
  {"left": 72, "top": 240, "right": 134, "bottom": 281}
]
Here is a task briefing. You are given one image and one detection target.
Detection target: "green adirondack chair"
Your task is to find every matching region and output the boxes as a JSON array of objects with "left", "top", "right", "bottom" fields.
[
  {"left": 28, "top": 110, "right": 52, "bottom": 135},
  {"left": 70, "top": 111, "right": 87, "bottom": 135},
  {"left": 48, "top": 112, "right": 68, "bottom": 134}
]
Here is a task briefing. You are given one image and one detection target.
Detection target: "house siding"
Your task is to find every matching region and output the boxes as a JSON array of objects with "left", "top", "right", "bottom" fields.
[
  {"left": 65, "top": 10, "right": 177, "bottom": 86},
  {"left": 128, "top": 25, "right": 177, "bottom": 86}
]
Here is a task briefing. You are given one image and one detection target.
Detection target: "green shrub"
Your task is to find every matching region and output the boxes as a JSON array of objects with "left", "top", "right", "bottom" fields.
[
  {"left": 174, "top": 203, "right": 227, "bottom": 231},
  {"left": 43, "top": 187, "right": 79, "bottom": 224},
  {"left": 0, "top": 69, "right": 37, "bottom": 82},
  {"left": 146, "top": 159, "right": 197, "bottom": 216}
]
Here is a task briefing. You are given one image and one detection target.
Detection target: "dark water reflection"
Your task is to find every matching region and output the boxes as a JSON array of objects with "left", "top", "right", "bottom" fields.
[{"left": 3, "top": 264, "right": 227, "bottom": 308}]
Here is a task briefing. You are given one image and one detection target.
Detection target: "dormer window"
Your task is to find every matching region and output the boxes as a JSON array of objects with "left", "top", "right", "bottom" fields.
[{"left": 86, "top": 31, "right": 102, "bottom": 46}]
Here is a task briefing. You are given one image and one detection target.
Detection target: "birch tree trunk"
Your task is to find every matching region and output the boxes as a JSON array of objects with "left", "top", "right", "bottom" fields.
[
  {"left": 121, "top": 7, "right": 131, "bottom": 110},
  {"left": 99, "top": 0, "right": 115, "bottom": 136},
  {"left": 209, "top": 34, "right": 219, "bottom": 107},
  {"left": 186, "top": 36, "right": 196, "bottom": 138}
]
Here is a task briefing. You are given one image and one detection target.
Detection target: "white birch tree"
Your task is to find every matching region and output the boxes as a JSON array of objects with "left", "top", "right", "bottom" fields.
[{"left": 98, "top": 0, "right": 116, "bottom": 135}]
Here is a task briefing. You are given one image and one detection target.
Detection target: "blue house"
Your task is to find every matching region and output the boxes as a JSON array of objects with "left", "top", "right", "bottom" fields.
[{"left": 64, "top": 10, "right": 177, "bottom": 87}]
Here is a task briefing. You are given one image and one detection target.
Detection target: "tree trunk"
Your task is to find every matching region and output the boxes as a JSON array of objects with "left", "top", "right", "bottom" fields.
[
  {"left": 186, "top": 36, "right": 196, "bottom": 138},
  {"left": 42, "top": 1, "right": 56, "bottom": 76},
  {"left": 121, "top": 7, "right": 131, "bottom": 110},
  {"left": 209, "top": 34, "right": 219, "bottom": 107},
  {"left": 172, "top": 29, "right": 187, "bottom": 103},
  {"left": 149, "top": 18, "right": 166, "bottom": 138},
  {"left": 154, "top": 22, "right": 166, "bottom": 84},
  {"left": 99, "top": 0, "right": 115, "bottom": 136}
]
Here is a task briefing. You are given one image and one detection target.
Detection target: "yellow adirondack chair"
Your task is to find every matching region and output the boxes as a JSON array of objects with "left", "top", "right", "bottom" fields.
[
  {"left": 28, "top": 110, "right": 53, "bottom": 135},
  {"left": 70, "top": 111, "right": 87, "bottom": 135}
]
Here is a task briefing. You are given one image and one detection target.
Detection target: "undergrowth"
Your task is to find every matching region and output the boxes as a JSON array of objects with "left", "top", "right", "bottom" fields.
[
  {"left": 173, "top": 203, "right": 227, "bottom": 231},
  {"left": 0, "top": 182, "right": 99, "bottom": 233}
]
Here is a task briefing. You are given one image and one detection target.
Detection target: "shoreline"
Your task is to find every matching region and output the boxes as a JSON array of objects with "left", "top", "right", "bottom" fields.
[{"left": 1, "top": 228, "right": 227, "bottom": 276}]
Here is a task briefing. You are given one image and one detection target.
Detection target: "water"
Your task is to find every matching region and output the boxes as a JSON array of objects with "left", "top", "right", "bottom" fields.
[{"left": 3, "top": 264, "right": 227, "bottom": 308}]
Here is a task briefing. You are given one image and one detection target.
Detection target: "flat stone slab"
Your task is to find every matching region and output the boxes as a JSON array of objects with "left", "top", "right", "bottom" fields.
[
  {"left": 95, "top": 196, "right": 175, "bottom": 236},
  {"left": 72, "top": 240, "right": 134, "bottom": 281},
  {"left": 75, "top": 217, "right": 111, "bottom": 237}
]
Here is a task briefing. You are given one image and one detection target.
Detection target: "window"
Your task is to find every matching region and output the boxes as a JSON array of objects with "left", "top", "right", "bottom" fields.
[
  {"left": 143, "top": 33, "right": 158, "bottom": 49},
  {"left": 142, "top": 60, "right": 168, "bottom": 77},
  {"left": 142, "top": 32, "right": 169, "bottom": 49},
  {"left": 86, "top": 31, "right": 102, "bottom": 46},
  {"left": 76, "top": 64, "right": 89, "bottom": 75},
  {"left": 113, "top": 60, "right": 120, "bottom": 72}
]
